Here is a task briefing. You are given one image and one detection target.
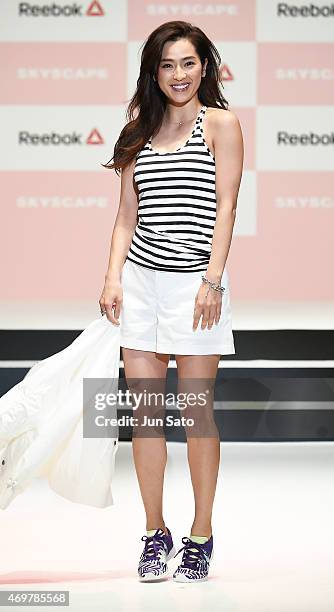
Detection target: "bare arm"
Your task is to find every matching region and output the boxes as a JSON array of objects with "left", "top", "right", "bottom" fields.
[
  {"left": 193, "top": 110, "right": 244, "bottom": 330},
  {"left": 206, "top": 109, "right": 244, "bottom": 284},
  {"left": 104, "top": 157, "right": 139, "bottom": 282}
]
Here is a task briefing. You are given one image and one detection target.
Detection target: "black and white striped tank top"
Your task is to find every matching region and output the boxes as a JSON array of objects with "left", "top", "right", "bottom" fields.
[{"left": 126, "top": 104, "right": 216, "bottom": 272}]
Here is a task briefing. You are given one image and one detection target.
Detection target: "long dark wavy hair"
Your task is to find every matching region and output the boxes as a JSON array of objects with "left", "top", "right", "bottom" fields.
[{"left": 102, "top": 20, "right": 229, "bottom": 175}]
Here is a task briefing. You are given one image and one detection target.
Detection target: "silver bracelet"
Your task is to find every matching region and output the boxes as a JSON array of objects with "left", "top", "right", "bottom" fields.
[{"left": 201, "top": 274, "right": 225, "bottom": 294}]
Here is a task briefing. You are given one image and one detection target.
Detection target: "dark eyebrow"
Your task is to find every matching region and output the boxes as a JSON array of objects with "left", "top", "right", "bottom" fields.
[{"left": 160, "top": 56, "right": 197, "bottom": 62}]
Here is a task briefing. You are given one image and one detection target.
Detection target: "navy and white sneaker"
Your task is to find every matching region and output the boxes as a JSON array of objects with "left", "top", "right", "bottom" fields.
[
  {"left": 173, "top": 535, "right": 214, "bottom": 582},
  {"left": 138, "top": 527, "right": 176, "bottom": 581}
]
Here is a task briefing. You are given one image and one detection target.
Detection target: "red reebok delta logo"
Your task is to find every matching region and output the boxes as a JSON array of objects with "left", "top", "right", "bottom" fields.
[
  {"left": 87, "top": 128, "right": 104, "bottom": 145},
  {"left": 86, "top": 0, "right": 104, "bottom": 16}
]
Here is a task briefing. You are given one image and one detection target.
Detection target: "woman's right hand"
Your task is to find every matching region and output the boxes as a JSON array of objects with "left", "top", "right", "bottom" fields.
[{"left": 99, "top": 276, "right": 123, "bottom": 326}]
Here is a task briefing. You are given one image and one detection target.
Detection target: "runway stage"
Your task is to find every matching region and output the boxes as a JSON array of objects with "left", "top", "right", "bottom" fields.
[{"left": 0, "top": 440, "right": 333, "bottom": 612}]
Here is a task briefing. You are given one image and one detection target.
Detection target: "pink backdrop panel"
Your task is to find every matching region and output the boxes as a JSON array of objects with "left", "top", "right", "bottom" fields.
[
  {"left": 0, "top": 42, "right": 127, "bottom": 105},
  {"left": 229, "top": 171, "right": 334, "bottom": 300},
  {"left": 128, "top": 0, "right": 255, "bottom": 41},
  {"left": 2, "top": 171, "right": 120, "bottom": 300},
  {"left": 258, "top": 43, "right": 334, "bottom": 105}
]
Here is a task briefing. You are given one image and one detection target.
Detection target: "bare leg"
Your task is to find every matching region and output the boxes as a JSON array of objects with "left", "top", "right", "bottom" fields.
[
  {"left": 175, "top": 354, "right": 221, "bottom": 538},
  {"left": 122, "top": 347, "right": 170, "bottom": 534}
]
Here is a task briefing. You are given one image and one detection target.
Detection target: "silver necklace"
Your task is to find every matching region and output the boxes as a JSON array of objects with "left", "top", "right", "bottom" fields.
[{"left": 164, "top": 107, "right": 202, "bottom": 128}]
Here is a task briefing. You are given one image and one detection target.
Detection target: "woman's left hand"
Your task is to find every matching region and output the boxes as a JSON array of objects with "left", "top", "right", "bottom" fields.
[{"left": 193, "top": 282, "right": 222, "bottom": 330}]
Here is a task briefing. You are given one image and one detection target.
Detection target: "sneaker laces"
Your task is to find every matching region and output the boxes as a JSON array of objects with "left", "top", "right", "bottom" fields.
[
  {"left": 174, "top": 536, "right": 209, "bottom": 570},
  {"left": 140, "top": 528, "right": 167, "bottom": 562}
]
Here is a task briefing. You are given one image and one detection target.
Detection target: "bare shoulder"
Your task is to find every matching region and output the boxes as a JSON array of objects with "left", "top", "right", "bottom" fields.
[
  {"left": 207, "top": 107, "right": 241, "bottom": 129},
  {"left": 207, "top": 107, "right": 243, "bottom": 154}
]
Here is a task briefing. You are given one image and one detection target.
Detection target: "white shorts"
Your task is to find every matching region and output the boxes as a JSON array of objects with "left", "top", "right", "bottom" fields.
[{"left": 119, "top": 258, "right": 236, "bottom": 356}]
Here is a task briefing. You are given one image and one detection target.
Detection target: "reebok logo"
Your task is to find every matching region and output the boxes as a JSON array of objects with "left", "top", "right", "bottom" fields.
[
  {"left": 278, "top": 131, "right": 334, "bottom": 145},
  {"left": 18, "top": 1, "right": 105, "bottom": 17},
  {"left": 18, "top": 128, "right": 104, "bottom": 146},
  {"left": 277, "top": 3, "right": 334, "bottom": 18}
]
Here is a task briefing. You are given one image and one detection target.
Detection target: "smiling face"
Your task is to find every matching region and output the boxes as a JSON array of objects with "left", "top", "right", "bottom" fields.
[{"left": 156, "top": 38, "right": 207, "bottom": 104}]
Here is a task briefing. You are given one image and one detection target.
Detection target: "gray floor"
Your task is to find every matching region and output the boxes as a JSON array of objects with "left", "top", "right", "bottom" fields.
[{"left": 1, "top": 441, "right": 334, "bottom": 611}]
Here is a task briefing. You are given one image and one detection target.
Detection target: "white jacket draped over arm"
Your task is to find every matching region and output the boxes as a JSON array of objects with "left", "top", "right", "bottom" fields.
[{"left": 0, "top": 315, "right": 121, "bottom": 510}]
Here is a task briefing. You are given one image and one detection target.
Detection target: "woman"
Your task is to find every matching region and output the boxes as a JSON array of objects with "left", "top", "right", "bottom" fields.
[{"left": 100, "top": 20, "right": 243, "bottom": 583}]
